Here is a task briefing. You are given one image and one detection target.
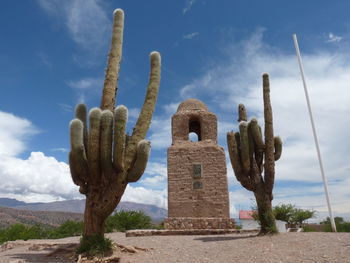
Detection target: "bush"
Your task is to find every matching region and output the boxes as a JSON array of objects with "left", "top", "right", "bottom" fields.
[
  {"left": 77, "top": 235, "right": 112, "bottom": 256},
  {"left": 48, "top": 220, "right": 83, "bottom": 239},
  {"left": 106, "top": 210, "right": 152, "bottom": 232},
  {"left": 325, "top": 222, "right": 350, "bottom": 232},
  {"left": 273, "top": 204, "right": 295, "bottom": 224},
  {"left": 0, "top": 224, "right": 50, "bottom": 244},
  {"left": 0, "top": 221, "right": 83, "bottom": 244},
  {"left": 338, "top": 223, "right": 350, "bottom": 232},
  {"left": 302, "top": 225, "right": 317, "bottom": 232}
]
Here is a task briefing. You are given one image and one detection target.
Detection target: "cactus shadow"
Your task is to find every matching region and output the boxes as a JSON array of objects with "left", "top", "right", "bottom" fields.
[
  {"left": 9, "top": 243, "right": 78, "bottom": 262},
  {"left": 193, "top": 234, "right": 258, "bottom": 242}
]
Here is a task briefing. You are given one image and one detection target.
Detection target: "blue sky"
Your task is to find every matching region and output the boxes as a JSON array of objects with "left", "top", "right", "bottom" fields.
[{"left": 0, "top": 0, "right": 349, "bottom": 220}]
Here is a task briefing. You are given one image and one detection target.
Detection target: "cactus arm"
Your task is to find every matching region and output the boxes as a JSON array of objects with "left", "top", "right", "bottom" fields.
[
  {"left": 274, "top": 136, "right": 282, "bottom": 161},
  {"left": 126, "top": 140, "right": 151, "bottom": 183},
  {"left": 75, "top": 104, "right": 88, "bottom": 152},
  {"left": 88, "top": 108, "right": 102, "bottom": 185},
  {"left": 113, "top": 105, "right": 128, "bottom": 172},
  {"left": 238, "top": 104, "right": 247, "bottom": 121},
  {"left": 125, "top": 52, "right": 161, "bottom": 168},
  {"left": 100, "top": 110, "right": 114, "bottom": 179},
  {"left": 250, "top": 118, "right": 264, "bottom": 150},
  {"left": 239, "top": 121, "right": 251, "bottom": 175},
  {"left": 255, "top": 124, "right": 264, "bottom": 172},
  {"left": 69, "top": 152, "right": 88, "bottom": 194},
  {"left": 100, "top": 9, "right": 124, "bottom": 111},
  {"left": 262, "top": 73, "right": 275, "bottom": 194},
  {"left": 250, "top": 118, "right": 264, "bottom": 173},
  {"left": 247, "top": 122, "right": 255, "bottom": 160},
  {"left": 227, "top": 132, "right": 243, "bottom": 176},
  {"left": 69, "top": 119, "right": 89, "bottom": 189},
  {"left": 227, "top": 132, "right": 255, "bottom": 191}
]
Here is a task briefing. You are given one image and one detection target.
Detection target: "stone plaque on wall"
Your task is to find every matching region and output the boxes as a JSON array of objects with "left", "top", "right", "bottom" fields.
[
  {"left": 193, "top": 181, "right": 203, "bottom": 189},
  {"left": 193, "top": 164, "right": 202, "bottom": 178}
]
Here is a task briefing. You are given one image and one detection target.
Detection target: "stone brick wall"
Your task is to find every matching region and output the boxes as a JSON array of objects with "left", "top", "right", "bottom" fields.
[
  {"left": 167, "top": 144, "right": 230, "bottom": 218},
  {"left": 164, "top": 217, "right": 236, "bottom": 230}
]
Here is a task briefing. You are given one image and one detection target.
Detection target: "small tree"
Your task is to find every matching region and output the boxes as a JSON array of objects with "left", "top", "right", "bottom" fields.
[
  {"left": 273, "top": 204, "right": 295, "bottom": 225},
  {"left": 69, "top": 9, "right": 161, "bottom": 250},
  {"left": 227, "top": 74, "right": 282, "bottom": 234},
  {"left": 291, "top": 208, "right": 315, "bottom": 227}
]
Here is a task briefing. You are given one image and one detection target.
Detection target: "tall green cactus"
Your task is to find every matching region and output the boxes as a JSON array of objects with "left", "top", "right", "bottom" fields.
[
  {"left": 69, "top": 9, "right": 161, "bottom": 239},
  {"left": 227, "top": 73, "right": 282, "bottom": 234}
]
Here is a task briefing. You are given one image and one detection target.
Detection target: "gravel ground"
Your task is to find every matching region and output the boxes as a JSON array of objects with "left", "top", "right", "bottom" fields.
[{"left": 0, "top": 232, "right": 349, "bottom": 263}]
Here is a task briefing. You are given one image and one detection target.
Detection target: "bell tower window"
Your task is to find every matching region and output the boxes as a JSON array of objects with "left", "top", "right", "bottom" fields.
[{"left": 189, "top": 118, "right": 201, "bottom": 141}]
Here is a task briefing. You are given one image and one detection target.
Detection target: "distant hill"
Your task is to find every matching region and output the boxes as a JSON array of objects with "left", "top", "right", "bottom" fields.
[
  {"left": 0, "top": 206, "right": 83, "bottom": 228},
  {"left": 0, "top": 198, "right": 40, "bottom": 207},
  {"left": 14, "top": 199, "right": 86, "bottom": 214},
  {"left": 0, "top": 198, "right": 167, "bottom": 222}
]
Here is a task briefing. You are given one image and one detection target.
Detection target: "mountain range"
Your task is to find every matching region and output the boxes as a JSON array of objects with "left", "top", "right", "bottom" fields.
[{"left": 0, "top": 198, "right": 167, "bottom": 228}]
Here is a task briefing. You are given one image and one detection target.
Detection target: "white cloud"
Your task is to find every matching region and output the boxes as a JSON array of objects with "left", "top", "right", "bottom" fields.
[
  {"left": 183, "top": 0, "right": 197, "bottom": 14},
  {"left": 122, "top": 185, "right": 167, "bottom": 209},
  {"left": 127, "top": 108, "right": 141, "bottom": 120},
  {"left": 0, "top": 111, "right": 80, "bottom": 202},
  {"left": 178, "top": 29, "right": 350, "bottom": 216},
  {"left": 38, "top": 0, "right": 110, "bottom": 53},
  {"left": 0, "top": 152, "right": 80, "bottom": 202},
  {"left": 51, "top": 148, "right": 69, "bottom": 153},
  {"left": 183, "top": 32, "right": 199, "bottom": 40},
  {"left": 141, "top": 161, "right": 167, "bottom": 186},
  {"left": 67, "top": 77, "right": 103, "bottom": 102},
  {"left": 58, "top": 103, "right": 73, "bottom": 113},
  {"left": 0, "top": 110, "right": 168, "bottom": 208},
  {"left": 0, "top": 111, "right": 38, "bottom": 157},
  {"left": 148, "top": 114, "right": 172, "bottom": 150},
  {"left": 326, "top": 33, "right": 342, "bottom": 43}
]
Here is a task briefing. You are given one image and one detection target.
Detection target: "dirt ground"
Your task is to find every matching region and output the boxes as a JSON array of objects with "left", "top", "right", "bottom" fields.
[{"left": 0, "top": 232, "right": 349, "bottom": 263}]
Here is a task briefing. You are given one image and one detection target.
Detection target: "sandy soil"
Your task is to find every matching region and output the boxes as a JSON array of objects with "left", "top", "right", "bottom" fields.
[{"left": 0, "top": 232, "right": 349, "bottom": 263}]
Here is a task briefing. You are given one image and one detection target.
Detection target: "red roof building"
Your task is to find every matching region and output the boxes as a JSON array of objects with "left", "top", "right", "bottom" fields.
[{"left": 239, "top": 210, "right": 254, "bottom": 220}]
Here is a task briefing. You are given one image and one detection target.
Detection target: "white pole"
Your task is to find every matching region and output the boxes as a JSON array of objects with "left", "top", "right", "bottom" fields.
[{"left": 292, "top": 34, "right": 337, "bottom": 232}]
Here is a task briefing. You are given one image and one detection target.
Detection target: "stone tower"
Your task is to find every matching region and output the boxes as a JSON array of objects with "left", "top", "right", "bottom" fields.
[{"left": 165, "top": 99, "right": 235, "bottom": 229}]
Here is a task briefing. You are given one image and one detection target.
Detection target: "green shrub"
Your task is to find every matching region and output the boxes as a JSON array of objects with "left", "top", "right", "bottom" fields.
[
  {"left": 273, "top": 204, "right": 295, "bottom": 224},
  {"left": 106, "top": 210, "right": 152, "bottom": 232},
  {"left": 338, "top": 222, "right": 350, "bottom": 232},
  {"left": 325, "top": 222, "right": 350, "bottom": 232},
  {"left": 151, "top": 221, "right": 164, "bottom": 230},
  {"left": 48, "top": 220, "right": 83, "bottom": 239},
  {"left": 302, "top": 225, "right": 317, "bottom": 232},
  {"left": 0, "top": 221, "right": 83, "bottom": 244},
  {"left": 0, "top": 224, "right": 50, "bottom": 244},
  {"left": 77, "top": 235, "right": 112, "bottom": 256}
]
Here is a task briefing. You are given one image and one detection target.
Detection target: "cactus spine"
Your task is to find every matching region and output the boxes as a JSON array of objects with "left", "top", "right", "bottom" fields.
[
  {"left": 227, "top": 73, "right": 282, "bottom": 234},
  {"left": 69, "top": 9, "right": 161, "bottom": 239}
]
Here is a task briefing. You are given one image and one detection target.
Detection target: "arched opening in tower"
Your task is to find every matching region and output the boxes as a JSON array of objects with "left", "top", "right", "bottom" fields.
[{"left": 189, "top": 117, "right": 201, "bottom": 141}]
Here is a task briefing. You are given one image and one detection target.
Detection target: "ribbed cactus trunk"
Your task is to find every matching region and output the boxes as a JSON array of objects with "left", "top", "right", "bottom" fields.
[
  {"left": 82, "top": 180, "right": 128, "bottom": 237},
  {"left": 69, "top": 9, "right": 161, "bottom": 240},
  {"left": 84, "top": 201, "right": 106, "bottom": 237},
  {"left": 254, "top": 185, "right": 276, "bottom": 234},
  {"left": 227, "top": 73, "right": 282, "bottom": 234}
]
